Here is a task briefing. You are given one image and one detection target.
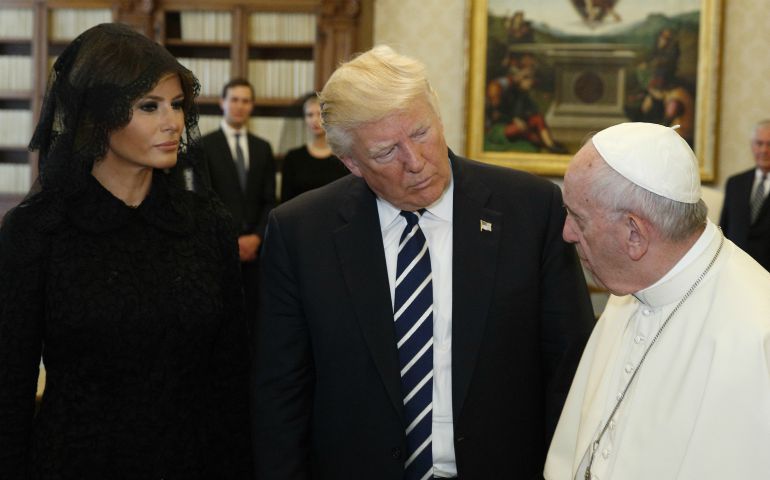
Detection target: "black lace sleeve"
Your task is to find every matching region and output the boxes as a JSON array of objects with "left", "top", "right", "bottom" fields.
[
  {"left": 203, "top": 197, "right": 254, "bottom": 478},
  {"left": 0, "top": 199, "right": 50, "bottom": 476}
]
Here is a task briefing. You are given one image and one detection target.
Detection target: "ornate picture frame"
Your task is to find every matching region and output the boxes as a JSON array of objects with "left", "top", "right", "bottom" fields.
[{"left": 466, "top": 0, "right": 722, "bottom": 179}]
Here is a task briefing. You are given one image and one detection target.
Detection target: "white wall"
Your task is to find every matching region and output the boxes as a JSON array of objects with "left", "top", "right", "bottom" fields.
[
  {"left": 374, "top": 0, "right": 468, "bottom": 154},
  {"left": 716, "top": 0, "right": 770, "bottom": 187}
]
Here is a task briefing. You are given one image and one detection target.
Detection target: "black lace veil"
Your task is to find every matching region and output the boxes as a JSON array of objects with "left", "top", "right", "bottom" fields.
[{"left": 28, "top": 22, "right": 203, "bottom": 197}]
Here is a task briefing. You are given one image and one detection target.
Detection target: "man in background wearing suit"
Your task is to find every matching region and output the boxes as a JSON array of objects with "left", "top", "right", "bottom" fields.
[
  {"left": 201, "top": 78, "right": 276, "bottom": 320},
  {"left": 720, "top": 119, "right": 770, "bottom": 271},
  {"left": 252, "top": 46, "right": 594, "bottom": 479}
]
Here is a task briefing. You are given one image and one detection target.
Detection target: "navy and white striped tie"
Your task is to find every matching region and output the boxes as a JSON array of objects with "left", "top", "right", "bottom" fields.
[{"left": 394, "top": 210, "right": 433, "bottom": 480}]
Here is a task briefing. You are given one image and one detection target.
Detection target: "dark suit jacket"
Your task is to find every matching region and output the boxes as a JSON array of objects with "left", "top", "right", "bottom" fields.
[
  {"left": 720, "top": 168, "right": 770, "bottom": 271},
  {"left": 253, "top": 153, "right": 594, "bottom": 479},
  {"left": 200, "top": 128, "right": 276, "bottom": 238}
]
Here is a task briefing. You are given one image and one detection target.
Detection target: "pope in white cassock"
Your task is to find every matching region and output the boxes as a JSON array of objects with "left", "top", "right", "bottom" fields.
[{"left": 546, "top": 122, "right": 770, "bottom": 480}]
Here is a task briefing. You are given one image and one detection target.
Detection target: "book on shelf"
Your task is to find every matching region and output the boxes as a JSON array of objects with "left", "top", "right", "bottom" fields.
[
  {"left": 250, "top": 116, "right": 305, "bottom": 155},
  {"left": 198, "top": 115, "right": 305, "bottom": 156},
  {"left": 249, "top": 13, "right": 316, "bottom": 43},
  {"left": 177, "top": 58, "right": 231, "bottom": 97},
  {"left": 0, "top": 110, "right": 32, "bottom": 147},
  {"left": 0, "top": 7, "right": 33, "bottom": 39},
  {"left": 49, "top": 9, "right": 112, "bottom": 42},
  {"left": 248, "top": 60, "right": 314, "bottom": 99},
  {"left": 197, "top": 115, "right": 221, "bottom": 138},
  {"left": 179, "top": 11, "right": 232, "bottom": 42},
  {"left": 0, "top": 56, "right": 33, "bottom": 91},
  {"left": 0, "top": 164, "right": 31, "bottom": 195}
]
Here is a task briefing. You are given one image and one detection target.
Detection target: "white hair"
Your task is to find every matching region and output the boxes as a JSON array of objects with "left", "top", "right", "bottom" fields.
[{"left": 589, "top": 143, "right": 707, "bottom": 241}]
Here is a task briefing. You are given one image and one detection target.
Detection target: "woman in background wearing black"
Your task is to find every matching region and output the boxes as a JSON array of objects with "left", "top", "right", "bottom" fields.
[
  {"left": 0, "top": 23, "right": 251, "bottom": 479},
  {"left": 280, "top": 92, "right": 348, "bottom": 203}
]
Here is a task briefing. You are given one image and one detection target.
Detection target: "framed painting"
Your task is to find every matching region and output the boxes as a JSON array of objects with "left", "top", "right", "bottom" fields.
[{"left": 466, "top": 0, "right": 722, "bottom": 179}]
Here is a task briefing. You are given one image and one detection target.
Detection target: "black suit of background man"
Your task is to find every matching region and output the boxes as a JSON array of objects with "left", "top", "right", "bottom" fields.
[
  {"left": 201, "top": 79, "right": 276, "bottom": 322},
  {"left": 721, "top": 120, "right": 770, "bottom": 272}
]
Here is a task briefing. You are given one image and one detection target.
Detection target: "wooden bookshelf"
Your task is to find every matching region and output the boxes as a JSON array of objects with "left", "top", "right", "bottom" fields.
[
  {"left": 0, "top": 0, "right": 363, "bottom": 216},
  {"left": 0, "top": 1, "right": 116, "bottom": 212},
  {"left": 0, "top": 2, "right": 37, "bottom": 208},
  {"left": 152, "top": 0, "right": 362, "bottom": 153}
]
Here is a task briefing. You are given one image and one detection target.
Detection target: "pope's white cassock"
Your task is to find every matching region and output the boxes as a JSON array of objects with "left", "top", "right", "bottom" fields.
[{"left": 545, "top": 220, "right": 770, "bottom": 480}]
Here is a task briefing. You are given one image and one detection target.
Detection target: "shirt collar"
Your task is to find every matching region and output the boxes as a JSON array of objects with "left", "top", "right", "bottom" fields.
[
  {"left": 376, "top": 158, "right": 454, "bottom": 231},
  {"left": 634, "top": 219, "right": 719, "bottom": 306},
  {"left": 221, "top": 119, "right": 246, "bottom": 138}
]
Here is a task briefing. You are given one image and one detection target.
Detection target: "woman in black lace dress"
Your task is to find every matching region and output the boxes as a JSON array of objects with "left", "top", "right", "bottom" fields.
[{"left": 0, "top": 23, "right": 252, "bottom": 479}]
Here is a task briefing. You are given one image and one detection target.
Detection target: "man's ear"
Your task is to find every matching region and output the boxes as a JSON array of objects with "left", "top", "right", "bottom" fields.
[
  {"left": 339, "top": 156, "right": 362, "bottom": 177},
  {"left": 626, "top": 214, "right": 649, "bottom": 261}
]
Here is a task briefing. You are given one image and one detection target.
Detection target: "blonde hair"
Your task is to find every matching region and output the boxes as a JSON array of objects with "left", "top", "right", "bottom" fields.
[{"left": 319, "top": 45, "right": 440, "bottom": 157}]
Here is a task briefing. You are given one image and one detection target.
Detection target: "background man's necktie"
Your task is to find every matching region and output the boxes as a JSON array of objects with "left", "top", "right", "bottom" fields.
[
  {"left": 394, "top": 210, "right": 433, "bottom": 480},
  {"left": 234, "top": 132, "right": 247, "bottom": 192},
  {"left": 751, "top": 174, "right": 767, "bottom": 223}
]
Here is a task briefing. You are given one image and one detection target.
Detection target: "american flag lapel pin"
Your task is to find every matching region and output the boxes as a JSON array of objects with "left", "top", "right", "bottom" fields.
[{"left": 480, "top": 220, "right": 492, "bottom": 232}]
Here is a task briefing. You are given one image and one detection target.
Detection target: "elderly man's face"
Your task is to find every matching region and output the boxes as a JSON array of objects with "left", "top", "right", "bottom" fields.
[
  {"left": 562, "top": 144, "right": 630, "bottom": 294},
  {"left": 340, "top": 97, "right": 451, "bottom": 211},
  {"left": 751, "top": 124, "right": 770, "bottom": 174}
]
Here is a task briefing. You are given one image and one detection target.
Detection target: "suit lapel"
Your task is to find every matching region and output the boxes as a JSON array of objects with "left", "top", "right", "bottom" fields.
[
  {"left": 244, "top": 134, "right": 261, "bottom": 194},
  {"left": 215, "top": 129, "right": 245, "bottom": 195},
  {"left": 450, "top": 157, "right": 501, "bottom": 417},
  {"left": 739, "top": 170, "right": 755, "bottom": 210},
  {"left": 333, "top": 179, "right": 404, "bottom": 416},
  {"left": 330, "top": 157, "right": 504, "bottom": 419}
]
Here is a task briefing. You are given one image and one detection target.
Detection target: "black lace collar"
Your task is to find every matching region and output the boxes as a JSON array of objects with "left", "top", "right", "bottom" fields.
[{"left": 66, "top": 170, "right": 196, "bottom": 235}]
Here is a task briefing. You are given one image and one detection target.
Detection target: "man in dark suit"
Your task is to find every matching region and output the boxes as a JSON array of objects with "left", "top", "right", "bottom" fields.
[
  {"left": 252, "top": 46, "right": 594, "bottom": 479},
  {"left": 720, "top": 119, "right": 770, "bottom": 271},
  {"left": 201, "top": 78, "right": 276, "bottom": 319}
]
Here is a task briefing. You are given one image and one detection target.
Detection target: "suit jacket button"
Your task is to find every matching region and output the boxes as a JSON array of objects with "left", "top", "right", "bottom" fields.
[
  {"left": 456, "top": 435, "right": 465, "bottom": 442},
  {"left": 391, "top": 447, "right": 402, "bottom": 459}
]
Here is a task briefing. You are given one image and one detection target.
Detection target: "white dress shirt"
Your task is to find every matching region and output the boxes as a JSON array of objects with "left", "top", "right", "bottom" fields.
[
  {"left": 377, "top": 169, "right": 456, "bottom": 477},
  {"left": 220, "top": 120, "right": 250, "bottom": 170}
]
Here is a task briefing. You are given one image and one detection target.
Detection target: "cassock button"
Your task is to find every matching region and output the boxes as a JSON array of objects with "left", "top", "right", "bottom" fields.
[
  {"left": 391, "top": 447, "right": 402, "bottom": 459},
  {"left": 634, "top": 335, "right": 645, "bottom": 344},
  {"left": 624, "top": 363, "right": 634, "bottom": 374}
]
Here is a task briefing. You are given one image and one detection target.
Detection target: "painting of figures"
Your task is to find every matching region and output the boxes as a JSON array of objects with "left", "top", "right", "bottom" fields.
[{"left": 466, "top": 0, "right": 722, "bottom": 177}]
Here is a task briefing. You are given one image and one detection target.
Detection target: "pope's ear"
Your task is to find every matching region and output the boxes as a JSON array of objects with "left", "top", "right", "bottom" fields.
[
  {"left": 339, "top": 156, "right": 362, "bottom": 177},
  {"left": 626, "top": 214, "right": 649, "bottom": 261}
]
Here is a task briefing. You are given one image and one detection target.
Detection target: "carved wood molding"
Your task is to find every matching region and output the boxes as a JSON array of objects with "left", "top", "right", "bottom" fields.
[
  {"left": 115, "top": 0, "right": 154, "bottom": 36},
  {"left": 116, "top": 0, "right": 154, "bottom": 14},
  {"left": 320, "top": 0, "right": 360, "bottom": 20}
]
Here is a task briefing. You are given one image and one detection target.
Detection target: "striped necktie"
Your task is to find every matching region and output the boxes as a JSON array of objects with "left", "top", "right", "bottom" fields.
[
  {"left": 751, "top": 173, "right": 767, "bottom": 223},
  {"left": 394, "top": 210, "right": 433, "bottom": 480}
]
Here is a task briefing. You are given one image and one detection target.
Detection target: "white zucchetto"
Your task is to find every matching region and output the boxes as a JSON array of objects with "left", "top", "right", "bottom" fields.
[{"left": 592, "top": 122, "right": 701, "bottom": 204}]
